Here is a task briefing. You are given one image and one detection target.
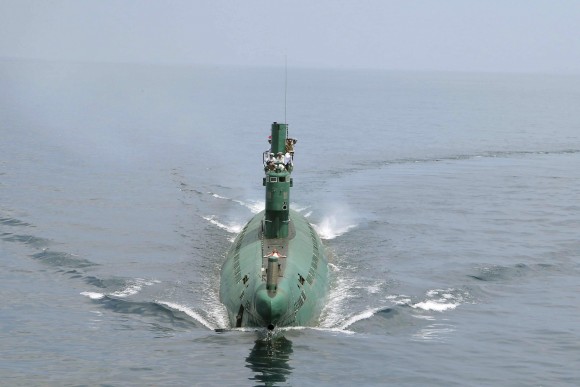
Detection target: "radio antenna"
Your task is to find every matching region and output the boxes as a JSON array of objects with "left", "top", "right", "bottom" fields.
[{"left": 284, "top": 56, "right": 288, "bottom": 127}]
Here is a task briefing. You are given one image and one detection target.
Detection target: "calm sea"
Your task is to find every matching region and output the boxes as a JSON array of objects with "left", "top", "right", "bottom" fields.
[{"left": 1, "top": 59, "right": 579, "bottom": 386}]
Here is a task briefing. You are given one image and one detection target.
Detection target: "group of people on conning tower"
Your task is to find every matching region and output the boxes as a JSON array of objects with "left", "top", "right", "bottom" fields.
[
  {"left": 265, "top": 151, "right": 292, "bottom": 172},
  {"left": 264, "top": 137, "right": 297, "bottom": 173}
]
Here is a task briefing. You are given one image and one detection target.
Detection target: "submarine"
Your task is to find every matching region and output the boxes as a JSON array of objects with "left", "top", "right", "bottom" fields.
[{"left": 219, "top": 122, "right": 329, "bottom": 330}]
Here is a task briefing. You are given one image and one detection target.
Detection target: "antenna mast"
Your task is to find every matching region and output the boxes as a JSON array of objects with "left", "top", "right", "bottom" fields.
[{"left": 284, "top": 56, "right": 288, "bottom": 130}]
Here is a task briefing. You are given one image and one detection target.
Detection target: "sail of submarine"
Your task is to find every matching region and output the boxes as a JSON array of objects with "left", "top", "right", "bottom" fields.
[{"left": 219, "top": 122, "right": 329, "bottom": 330}]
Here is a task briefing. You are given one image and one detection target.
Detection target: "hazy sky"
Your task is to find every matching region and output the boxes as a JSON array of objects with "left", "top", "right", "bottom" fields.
[{"left": 1, "top": 0, "right": 579, "bottom": 73}]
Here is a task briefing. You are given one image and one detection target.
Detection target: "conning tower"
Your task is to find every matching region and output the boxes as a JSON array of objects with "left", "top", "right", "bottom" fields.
[{"left": 263, "top": 122, "right": 293, "bottom": 239}]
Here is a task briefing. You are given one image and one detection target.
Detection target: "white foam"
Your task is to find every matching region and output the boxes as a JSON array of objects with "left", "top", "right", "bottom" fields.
[
  {"left": 387, "top": 295, "right": 412, "bottom": 306},
  {"left": 199, "top": 275, "right": 230, "bottom": 329},
  {"left": 210, "top": 191, "right": 264, "bottom": 214},
  {"left": 338, "top": 307, "right": 384, "bottom": 330},
  {"left": 82, "top": 278, "right": 159, "bottom": 300},
  {"left": 366, "top": 282, "right": 382, "bottom": 294},
  {"left": 110, "top": 284, "right": 141, "bottom": 298},
  {"left": 411, "top": 300, "right": 458, "bottom": 312},
  {"left": 80, "top": 291, "right": 105, "bottom": 300},
  {"left": 312, "top": 326, "right": 355, "bottom": 335},
  {"left": 396, "top": 288, "right": 468, "bottom": 312},
  {"left": 210, "top": 193, "right": 228, "bottom": 200},
  {"left": 233, "top": 199, "right": 264, "bottom": 214},
  {"left": 109, "top": 278, "right": 160, "bottom": 298},
  {"left": 312, "top": 215, "right": 357, "bottom": 240},
  {"left": 278, "top": 326, "right": 355, "bottom": 335},
  {"left": 203, "top": 215, "right": 244, "bottom": 234},
  {"left": 156, "top": 301, "right": 215, "bottom": 330},
  {"left": 319, "top": 276, "right": 357, "bottom": 328}
]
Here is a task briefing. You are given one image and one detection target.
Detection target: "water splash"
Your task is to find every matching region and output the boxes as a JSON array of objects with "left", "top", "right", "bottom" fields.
[
  {"left": 202, "top": 215, "right": 244, "bottom": 234},
  {"left": 81, "top": 278, "right": 161, "bottom": 300},
  {"left": 387, "top": 288, "right": 471, "bottom": 312},
  {"left": 319, "top": 258, "right": 364, "bottom": 330},
  {"left": 210, "top": 193, "right": 229, "bottom": 200},
  {"left": 80, "top": 291, "right": 105, "bottom": 300},
  {"left": 233, "top": 199, "right": 264, "bottom": 214},
  {"left": 109, "top": 278, "right": 161, "bottom": 298},
  {"left": 336, "top": 307, "right": 386, "bottom": 330},
  {"left": 200, "top": 269, "right": 230, "bottom": 329},
  {"left": 312, "top": 215, "right": 357, "bottom": 240},
  {"left": 154, "top": 269, "right": 228, "bottom": 332},
  {"left": 278, "top": 326, "right": 355, "bottom": 335},
  {"left": 209, "top": 191, "right": 264, "bottom": 214},
  {"left": 155, "top": 301, "right": 218, "bottom": 331},
  {"left": 309, "top": 203, "right": 358, "bottom": 240}
]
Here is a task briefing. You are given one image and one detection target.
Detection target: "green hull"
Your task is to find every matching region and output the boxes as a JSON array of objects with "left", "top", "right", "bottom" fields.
[{"left": 219, "top": 209, "right": 328, "bottom": 329}]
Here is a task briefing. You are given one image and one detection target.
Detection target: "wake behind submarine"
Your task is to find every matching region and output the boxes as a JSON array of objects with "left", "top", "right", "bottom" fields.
[{"left": 219, "top": 122, "right": 329, "bottom": 330}]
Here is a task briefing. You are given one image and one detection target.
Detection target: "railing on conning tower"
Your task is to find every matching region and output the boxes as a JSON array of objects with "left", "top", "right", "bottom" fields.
[{"left": 263, "top": 123, "right": 296, "bottom": 174}]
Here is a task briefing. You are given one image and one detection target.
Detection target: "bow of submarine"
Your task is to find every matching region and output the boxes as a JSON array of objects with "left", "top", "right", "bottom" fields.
[{"left": 254, "top": 286, "right": 290, "bottom": 330}]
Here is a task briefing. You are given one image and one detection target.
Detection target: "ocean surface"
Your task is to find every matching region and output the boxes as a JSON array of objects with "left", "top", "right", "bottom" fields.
[{"left": 1, "top": 59, "right": 579, "bottom": 386}]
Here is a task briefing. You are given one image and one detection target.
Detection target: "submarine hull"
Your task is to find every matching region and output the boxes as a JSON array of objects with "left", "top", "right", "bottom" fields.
[{"left": 219, "top": 209, "right": 328, "bottom": 328}]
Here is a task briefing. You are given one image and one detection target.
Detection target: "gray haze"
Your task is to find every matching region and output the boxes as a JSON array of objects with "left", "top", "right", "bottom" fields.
[{"left": 1, "top": 0, "right": 580, "bottom": 73}]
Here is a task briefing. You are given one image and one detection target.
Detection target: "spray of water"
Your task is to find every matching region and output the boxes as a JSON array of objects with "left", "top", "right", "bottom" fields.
[
  {"left": 311, "top": 203, "right": 358, "bottom": 240},
  {"left": 202, "top": 215, "right": 244, "bottom": 234}
]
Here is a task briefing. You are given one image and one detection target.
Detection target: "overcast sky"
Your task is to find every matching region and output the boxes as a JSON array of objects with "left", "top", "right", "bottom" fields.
[{"left": 1, "top": 0, "right": 579, "bottom": 73}]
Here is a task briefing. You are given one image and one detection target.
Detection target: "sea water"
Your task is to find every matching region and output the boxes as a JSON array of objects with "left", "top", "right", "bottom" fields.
[{"left": 1, "top": 59, "right": 579, "bottom": 385}]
